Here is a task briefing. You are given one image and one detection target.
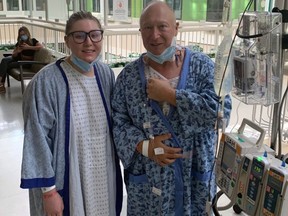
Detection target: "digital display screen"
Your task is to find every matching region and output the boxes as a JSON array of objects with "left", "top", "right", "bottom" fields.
[
  {"left": 233, "top": 57, "right": 245, "bottom": 90},
  {"left": 251, "top": 158, "right": 264, "bottom": 179},
  {"left": 221, "top": 142, "right": 236, "bottom": 176},
  {"left": 242, "top": 156, "right": 251, "bottom": 172},
  {"left": 233, "top": 56, "right": 255, "bottom": 92},
  {"left": 267, "top": 169, "right": 283, "bottom": 193}
]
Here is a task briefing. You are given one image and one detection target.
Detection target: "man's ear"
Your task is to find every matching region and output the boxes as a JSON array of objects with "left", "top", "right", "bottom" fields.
[
  {"left": 176, "top": 22, "right": 179, "bottom": 30},
  {"left": 175, "top": 22, "right": 179, "bottom": 36}
]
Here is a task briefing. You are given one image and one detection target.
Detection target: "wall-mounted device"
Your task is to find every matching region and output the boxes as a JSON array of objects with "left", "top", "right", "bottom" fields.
[{"left": 232, "top": 11, "right": 282, "bottom": 105}]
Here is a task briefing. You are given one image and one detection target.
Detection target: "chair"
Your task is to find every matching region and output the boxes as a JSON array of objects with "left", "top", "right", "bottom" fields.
[{"left": 6, "top": 48, "right": 55, "bottom": 94}]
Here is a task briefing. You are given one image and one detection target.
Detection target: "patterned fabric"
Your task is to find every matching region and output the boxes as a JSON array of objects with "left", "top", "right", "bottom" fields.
[
  {"left": 112, "top": 48, "right": 232, "bottom": 215},
  {"left": 63, "top": 63, "right": 110, "bottom": 215}
]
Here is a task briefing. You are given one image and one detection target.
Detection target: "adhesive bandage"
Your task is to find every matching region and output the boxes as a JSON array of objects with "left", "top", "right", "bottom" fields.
[{"left": 154, "top": 147, "right": 164, "bottom": 155}]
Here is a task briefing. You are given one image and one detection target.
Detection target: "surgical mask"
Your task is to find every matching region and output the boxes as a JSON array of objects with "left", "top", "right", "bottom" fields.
[
  {"left": 146, "top": 37, "right": 177, "bottom": 64},
  {"left": 20, "top": 35, "right": 28, "bottom": 41},
  {"left": 70, "top": 54, "right": 100, "bottom": 73}
]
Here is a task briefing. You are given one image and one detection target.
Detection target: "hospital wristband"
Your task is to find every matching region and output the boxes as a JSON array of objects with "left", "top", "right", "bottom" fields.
[
  {"left": 142, "top": 140, "right": 149, "bottom": 157},
  {"left": 41, "top": 185, "right": 56, "bottom": 193},
  {"left": 42, "top": 190, "right": 57, "bottom": 200}
]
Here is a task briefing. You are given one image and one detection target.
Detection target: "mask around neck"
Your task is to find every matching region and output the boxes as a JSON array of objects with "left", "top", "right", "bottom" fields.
[
  {"left": 146, "top": 37, "right": 177, "bottom": 64},
  {"left": 70, "top": 54, "right": 100, "bottom": 73}
]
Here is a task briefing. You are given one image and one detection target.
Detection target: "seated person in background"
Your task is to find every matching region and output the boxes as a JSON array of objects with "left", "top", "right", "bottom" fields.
[{"left": 0, "top": 26, "right": 43, "bottom": 93}]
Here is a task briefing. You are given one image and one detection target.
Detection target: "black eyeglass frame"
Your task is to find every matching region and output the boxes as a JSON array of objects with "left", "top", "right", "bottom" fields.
[{"left": 67, "top": 30, "right": 104, "bottom": 44}]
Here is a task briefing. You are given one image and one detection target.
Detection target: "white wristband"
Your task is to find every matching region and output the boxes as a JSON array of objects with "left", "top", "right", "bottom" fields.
[
  {"left": 41, "top": 185, "right": 56, "bottom": 193},
  {"left": 142, "top": 140, "right": 149, "bottom": 157}
]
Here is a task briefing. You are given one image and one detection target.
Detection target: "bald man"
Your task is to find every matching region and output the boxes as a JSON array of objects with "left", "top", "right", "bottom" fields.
[{"left": 112, "top": 1, "right": 232, "bottom": 215}]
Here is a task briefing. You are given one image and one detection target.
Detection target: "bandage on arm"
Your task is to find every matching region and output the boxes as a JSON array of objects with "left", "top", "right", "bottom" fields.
[{"left": 142, "top": 140, "right": 149, "bottom": 157}]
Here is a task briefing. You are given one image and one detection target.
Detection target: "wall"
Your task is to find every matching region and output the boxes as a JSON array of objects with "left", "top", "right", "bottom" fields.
[
  {"left": 47, "top": 0, "right": 68, "bottom": 21},
  {"left": 182, "top": 0, "right": 207, "bottom": 21}
]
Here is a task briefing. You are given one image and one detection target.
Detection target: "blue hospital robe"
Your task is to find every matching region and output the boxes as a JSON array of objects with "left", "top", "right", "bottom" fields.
[
  {"left": 21, "top": 60, "right": 123, "bottom": 216},
  {"left": 112, "top": 48, "right": 232, "bottom": 215}
]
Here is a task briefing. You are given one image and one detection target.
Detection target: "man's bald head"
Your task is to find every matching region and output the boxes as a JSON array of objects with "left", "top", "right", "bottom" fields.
[{"left": 140, "top": 1, "right": 176, "bottom": 28}]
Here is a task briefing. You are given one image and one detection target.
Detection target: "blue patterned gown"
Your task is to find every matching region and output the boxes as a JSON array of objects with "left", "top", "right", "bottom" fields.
[{"left": 112, "top": 48, "right": 232, "bottom": 215}]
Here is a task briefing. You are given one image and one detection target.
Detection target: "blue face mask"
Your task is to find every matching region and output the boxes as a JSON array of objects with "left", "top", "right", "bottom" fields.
[
  {"left": 20, "top": 35, "right": 28, "bottom": 41},
  {"left": 146, "top": 37, "right": 177, "bottom": 64},
  {"left": 70, "top": 54, "right": 100, "bottom": 73}
]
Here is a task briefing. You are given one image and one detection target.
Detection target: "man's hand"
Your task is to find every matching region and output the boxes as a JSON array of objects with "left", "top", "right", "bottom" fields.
[
  {"left": 147, "top": 78, "right": 176, "bottom": 106},
  {"left": 149, "top": 134, "right": 182, "bottom": 166},
  {"left": 137, "top": 134, "right": 183, "bottom": 166}
]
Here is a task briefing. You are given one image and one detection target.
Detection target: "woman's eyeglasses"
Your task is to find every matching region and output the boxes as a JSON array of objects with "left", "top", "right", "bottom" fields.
[{"left": 67, "top": 30, "right": 104, "bottom": 44}]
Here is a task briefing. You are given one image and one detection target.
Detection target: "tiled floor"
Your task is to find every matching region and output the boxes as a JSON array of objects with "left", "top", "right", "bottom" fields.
[
  {"left": 0, "top": 80, "right": 30, "bottom": 216},
  {"left": 4, "top": 77, "right": 287, "bottom": 215}
]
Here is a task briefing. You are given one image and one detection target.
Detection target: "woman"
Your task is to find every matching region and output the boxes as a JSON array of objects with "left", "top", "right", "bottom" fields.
[
  {"left": 20, "top": 11, "right": 122, "bottom": 216},
  {"left": 0, "top": 26, "right": 42, "bottom": 93}
]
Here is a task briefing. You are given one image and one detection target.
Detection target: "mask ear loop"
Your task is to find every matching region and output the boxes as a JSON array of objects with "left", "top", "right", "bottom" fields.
[{"left": 175, "top": 46, "right": 183, "bottom": 67}]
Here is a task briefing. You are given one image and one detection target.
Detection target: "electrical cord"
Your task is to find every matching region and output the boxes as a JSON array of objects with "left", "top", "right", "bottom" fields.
[
  {"left": 212, "top": 190, "right": 223, "bottom": 216},
  {"left": 277, "top": 84, "right": 288, "bottom": 158}
]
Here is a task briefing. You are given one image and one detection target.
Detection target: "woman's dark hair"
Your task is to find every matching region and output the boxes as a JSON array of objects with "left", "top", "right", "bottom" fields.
[{"left": 65, "top": 11, "right": 102, "bottom": 35}]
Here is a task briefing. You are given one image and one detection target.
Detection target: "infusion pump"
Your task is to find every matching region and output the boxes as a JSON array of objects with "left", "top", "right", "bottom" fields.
[
  {"left": 216, "top": 118, "right": 266, "bottom": 199},
  {"left": 245, "top": 154, "right": 271, "bottom": 215},
  {"left": 260, "top": 161, "right": 288, "bottom": 216},
  {"left": 234, "top": 154, "right": 288, "bottom": 216},
  {"left": 216, "top": 118, "right": 288, "bottom": 215},
  {"left": 234, "top": 153, "right": 271, "bottom": 213}
]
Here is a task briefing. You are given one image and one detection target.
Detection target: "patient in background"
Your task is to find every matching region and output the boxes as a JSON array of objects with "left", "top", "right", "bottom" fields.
[{"left": 0, "top": 26, "right": 42, "bottom": 93}]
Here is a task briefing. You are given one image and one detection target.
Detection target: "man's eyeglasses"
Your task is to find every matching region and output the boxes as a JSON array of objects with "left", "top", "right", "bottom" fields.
[{"left": 67, "top": 30, "right": 104, "bottom": 44}]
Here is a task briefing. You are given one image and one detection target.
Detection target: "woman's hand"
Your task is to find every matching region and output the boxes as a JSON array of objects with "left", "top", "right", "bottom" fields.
[
  {"left": 15, "top": 45, "right": 24, "bottom": 53},
  {"left": 43, "top": 189, "right": 64, "bottom": 216},
  {"left": 19, "top": 43, "right": 30, "bottom": 50}
]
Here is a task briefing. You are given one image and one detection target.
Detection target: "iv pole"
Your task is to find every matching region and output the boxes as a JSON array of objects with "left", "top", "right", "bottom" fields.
[
  {"left": 270, "top": 0, "right": 288, "bottom": 157},
  {"left": 213, "top": 0, "right": 288, "bottom": 214}
]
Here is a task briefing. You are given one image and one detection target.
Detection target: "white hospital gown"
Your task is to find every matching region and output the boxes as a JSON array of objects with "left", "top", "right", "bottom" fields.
[{"left": 63, "top": 63, "right": 111, "bottom": 216}]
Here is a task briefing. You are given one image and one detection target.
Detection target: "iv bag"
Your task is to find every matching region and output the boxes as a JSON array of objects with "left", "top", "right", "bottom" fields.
[
  {"left": 213, "top": 31, "right": 234, "bottom": 97},
  {"left": 214, "top": 0, "right": 234, "bottom": 97}
]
